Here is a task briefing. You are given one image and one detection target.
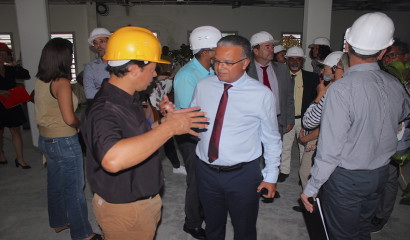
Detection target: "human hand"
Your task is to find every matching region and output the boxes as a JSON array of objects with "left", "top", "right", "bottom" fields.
[
  {"left": 316, "top": 79, "right": 332, "bottom": 100},
  {"left": 160, "top": 94, "right": 175, "bottom": 116},
  {"left": 257, "top": 182, "right": 276, "bottom": 199},
  {"left": 0, "top": 90, "right": 10, "bottom": 98},
  {"left": 299, "top": 128, "right": 305, "bottom": 139},
  {"left": 163, "top": 109, "right": 209, "bottom": 137},
  {"left": 286, "top": 124, "right": 294, "bottom": 133},
  {"left": 3, "top": 59, "right": 18, "bottom": 66},
  {"left": 300, "top": 193, "right": 315, "bottom": 213},
  {"left": 305, "top": 143, "right": 317, "bottom": 152}
]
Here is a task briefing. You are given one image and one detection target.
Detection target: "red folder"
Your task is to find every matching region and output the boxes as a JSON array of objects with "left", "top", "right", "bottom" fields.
[{"left": 0, "top": 86, "right": 32, "bottom": 109}]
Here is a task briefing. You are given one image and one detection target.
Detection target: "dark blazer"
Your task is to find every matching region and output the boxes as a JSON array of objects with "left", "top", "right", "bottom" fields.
[
  {"left": 247, "top": 60, "right": 294, "bottom": 136},
  {"left": 299, "top": 70, "right": 320, "bottom": 121}
]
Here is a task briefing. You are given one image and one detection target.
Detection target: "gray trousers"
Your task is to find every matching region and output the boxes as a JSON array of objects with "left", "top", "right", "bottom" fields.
[
  {"left": 375, "top": 162, "right": 399, "bottom": 219},
  {"left": 319, "top": 165, "right": 389, "bottom": 240}
]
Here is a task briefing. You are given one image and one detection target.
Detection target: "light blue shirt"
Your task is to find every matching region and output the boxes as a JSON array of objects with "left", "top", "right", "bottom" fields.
[
  {"left": 83, "top": 57, "right": 110, "bottom": 99},
  {"left": 304, "top": 62, "right": 410, "bottom": 197},
  {"left": 191, "top": 73, "right": 282, "bottom": 183},
  {"left": 174, "top": 57, "right": 214, "bottom": 109}
]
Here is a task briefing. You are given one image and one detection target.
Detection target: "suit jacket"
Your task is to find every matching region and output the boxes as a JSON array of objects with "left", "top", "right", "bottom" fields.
[
  {"left": 299, "top": 70, "right": 320, "bottom": 123},
  {"left": 247, "top": 59, "right": 294, "bottom": 136}
]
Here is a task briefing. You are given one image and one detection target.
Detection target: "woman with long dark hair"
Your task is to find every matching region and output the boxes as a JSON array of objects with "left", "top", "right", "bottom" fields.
[{"left": 34, "top": 38, "right": 102, "bottom": 240}]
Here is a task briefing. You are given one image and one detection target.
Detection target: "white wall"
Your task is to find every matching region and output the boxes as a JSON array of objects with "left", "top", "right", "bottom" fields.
[
  {"left": 1, "top": 4, "right": 409, "bottom": 71},
  {"left": 331, "top": 10, "right": 410, "bottom": 51},
  {"left": 0, "top": 4, "right": 22, "bottom": 62},
  {"left": 97, "top": 5, "right": 304, "bottom": 49},
  {"left": 48, "top": 5, "right": 91, "bottom": 72}
]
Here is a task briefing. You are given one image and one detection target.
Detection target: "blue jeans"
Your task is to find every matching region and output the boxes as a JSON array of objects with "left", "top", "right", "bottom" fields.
[{"left": 38, "top": 134, "right": 93, "bottom": 240}]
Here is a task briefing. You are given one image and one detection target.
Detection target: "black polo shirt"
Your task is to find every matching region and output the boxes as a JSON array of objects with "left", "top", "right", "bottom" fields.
[{"left": 81, "top": 80, "right": 164, "bottom": 204}]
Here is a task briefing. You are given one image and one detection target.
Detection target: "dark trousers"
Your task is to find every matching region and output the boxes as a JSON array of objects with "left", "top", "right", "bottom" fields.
[
  {"left": 196, "top": 159, "right": 261, "bottom": 240},
  {"left": 158, "top": 111, "right": 180, "bottom": 168},
  {"left": 320, "top": 165, "right": 389, "bottom": 240},
  {"left": 175, "top": 134, "right": 203, "bottom": 228},
  {"left": 164, "top": 137, "right": 180, "bottom": 168},
  {"left": 375, "top": 161, "right": 399, "bottom": 219}
]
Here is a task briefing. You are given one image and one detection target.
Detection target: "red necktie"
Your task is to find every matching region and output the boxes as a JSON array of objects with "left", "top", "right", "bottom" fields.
[
  {"left": 208, "top": 84, "right": 232, "bottom": 163},
  {"left": 261, "top": 66, "right": 272, "bottom": 90}
]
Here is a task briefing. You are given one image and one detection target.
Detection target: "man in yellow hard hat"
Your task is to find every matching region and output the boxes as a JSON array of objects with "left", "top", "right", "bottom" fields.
[{"left": 80, "top": 26, "right": 208, "bottom": 240}]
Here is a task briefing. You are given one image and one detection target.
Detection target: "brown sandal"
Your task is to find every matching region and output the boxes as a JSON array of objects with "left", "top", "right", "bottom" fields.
[
  {"left": 54, "top": 224, "right": 70, "bottom": 233},
  {"left": 89, "top": 233, "right": 104, "bottom": 240}
]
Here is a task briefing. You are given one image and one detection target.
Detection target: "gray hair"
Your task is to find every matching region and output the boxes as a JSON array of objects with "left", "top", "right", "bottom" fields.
[{"left": 217, "top": 35, "right": 251, "bottom": 59}]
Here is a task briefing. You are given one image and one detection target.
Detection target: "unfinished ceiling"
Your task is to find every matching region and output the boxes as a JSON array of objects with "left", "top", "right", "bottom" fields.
[{"left": 2, "top": 0, "right": 410, "bottom": 11}]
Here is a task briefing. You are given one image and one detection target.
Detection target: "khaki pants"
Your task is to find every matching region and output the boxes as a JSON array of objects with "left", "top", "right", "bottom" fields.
[
  {"left": 280, "top": 118, "right": 304, "bottom": 174},
  {"left": 299, "top": 139, "right": 317, "bottom": 189},
  {"left": 92, "top": 193, "right": 162, "bottom": 240}
]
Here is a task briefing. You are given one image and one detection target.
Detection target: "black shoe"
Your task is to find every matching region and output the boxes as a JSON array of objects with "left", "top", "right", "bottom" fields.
[
  {"left": 277, "top": 173, "right": 289, "bottom": 183},
  {"left": 292, "top": 206, "right": 303, "bottom": 212},
  {"left": 183, "top": 224, "right": 206, "bottom": 240},
  {"left": 261, "top": 191, "right": 280, "bottom": 203},
  {"left": 15, "top": 159, "right": 31, "bottom": 169},
  {"left": 370, "top": 216, "right": 387, "bottom": 233}
]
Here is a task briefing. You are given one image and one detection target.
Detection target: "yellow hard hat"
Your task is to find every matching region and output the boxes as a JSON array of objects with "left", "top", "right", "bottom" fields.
[{"left": 103, "top": 26, "right": 170, "bottom": 65}]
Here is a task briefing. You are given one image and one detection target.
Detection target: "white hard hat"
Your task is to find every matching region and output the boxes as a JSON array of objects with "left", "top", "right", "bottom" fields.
[
  {"left": 345, "top": 12, "right": 394, "bottom": 55},
  {"left": 189, "top": 26, "right": 222, "bottom": 54},
  {"left": 323, "top": 51, "right": 344, "bottom": 67},
  {"left": 308, "top": 37, "right": 330, "bottom": 48},
  {"left": 250, "top": 31, "right": 275, "bottom": 48},
  {"left": 274, "top": 45, "right": 286, "bottom": 54},
  {"left": 285, "top": 46, "right": 305, "bottom": 59},
  {"left": 88, "top": 28, "right": 111, "bottom": 46}
]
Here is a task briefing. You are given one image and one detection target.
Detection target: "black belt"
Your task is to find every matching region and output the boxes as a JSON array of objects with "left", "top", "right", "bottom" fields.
[
  {"left": 295, "top": 115, "right": 301, "bottom": 119},
  {"left": 136, "top": 194, "right": 157, "bottom": 201},
  {"left": 202, "top": 159, "right": 256, "bottom": 172}
]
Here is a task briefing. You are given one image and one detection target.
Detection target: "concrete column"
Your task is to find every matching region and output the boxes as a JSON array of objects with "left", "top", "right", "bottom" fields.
[
  {"left": 15, "top": 0, "right": 50, "bottom": 146},
  {"left": 86, "top": 1, "right": 98, "bottom": 61},
  {"left": 302, "top": 0, "right": 333, "bottom": 71}
]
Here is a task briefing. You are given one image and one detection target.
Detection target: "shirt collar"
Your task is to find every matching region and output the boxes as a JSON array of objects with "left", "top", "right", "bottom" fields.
[
  {"left": 291, "top": 69, "right": 302, "bottom": 76},
  {"left": 254, "top": 60, "right": 272, "bottom": 68},
  {"left": 100, "top": 80, "right": 140, "bottom": 106},
  {"left": 192, "top": 57, "right": 214, "bottom": 75},
  {"left": 343, "top": 62, "right": 380, "bottom": 77},
  {"left": 217, "top": 72, "right": 248, "bottom": 89},
  {"left": 96, "top": 57, "right": 107, "bottom": 65}
]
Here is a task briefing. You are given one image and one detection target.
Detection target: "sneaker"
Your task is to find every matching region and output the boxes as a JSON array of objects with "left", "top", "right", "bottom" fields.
[{"left": 173, "top": 166, "right": 187, "bottom": 175}]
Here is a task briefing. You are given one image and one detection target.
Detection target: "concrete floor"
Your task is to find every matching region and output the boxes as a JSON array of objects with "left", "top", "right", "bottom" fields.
[{"left": 0, "top": 128, "right": 409, "bottom": 240}]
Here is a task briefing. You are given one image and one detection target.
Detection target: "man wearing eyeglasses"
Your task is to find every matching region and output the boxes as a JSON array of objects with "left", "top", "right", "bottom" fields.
[
  {"left": 281, "top": 47, "right": 320, "bottom": 187},
  {"left": 83, "top": 27, "right": 111, "bottom": 100},
  {"left": 173, "top": 26, "right": 222, "bottom": 240},
  {"left": 247, "top": 31, "right": 294, "bottom": 183},
  {"left": 191, "top": 35, "right": 282, "bottom": 240},
  {"left": 372, "top": 39, "right": 410, "bottom": 232},
  {"left": 382, "top": 39, "right": 409, "bottom": 66}
]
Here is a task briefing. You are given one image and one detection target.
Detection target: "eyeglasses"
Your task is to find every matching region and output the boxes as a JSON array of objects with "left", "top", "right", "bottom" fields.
[
  {"left": 384, "top": 52, "right": 402, "bottom": 59},
  {"left": 332, "top": 66, "right": 344, "bottom": 71},
  {"left": 211, "top": 58, "right": 247, "bottom": 67}
]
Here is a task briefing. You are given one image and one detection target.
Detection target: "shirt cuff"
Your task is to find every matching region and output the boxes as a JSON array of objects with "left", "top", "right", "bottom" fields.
[
  {"left": 261, "top": 167, "right": 279, "bottom": 183},
  {"left": 302, "top": 181, "right": 319, "bottom": 197}
]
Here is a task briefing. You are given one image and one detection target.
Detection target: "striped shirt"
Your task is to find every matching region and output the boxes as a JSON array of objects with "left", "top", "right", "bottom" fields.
[{"left": 302, "top": 95, "right": 325, "bottom": 130}]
